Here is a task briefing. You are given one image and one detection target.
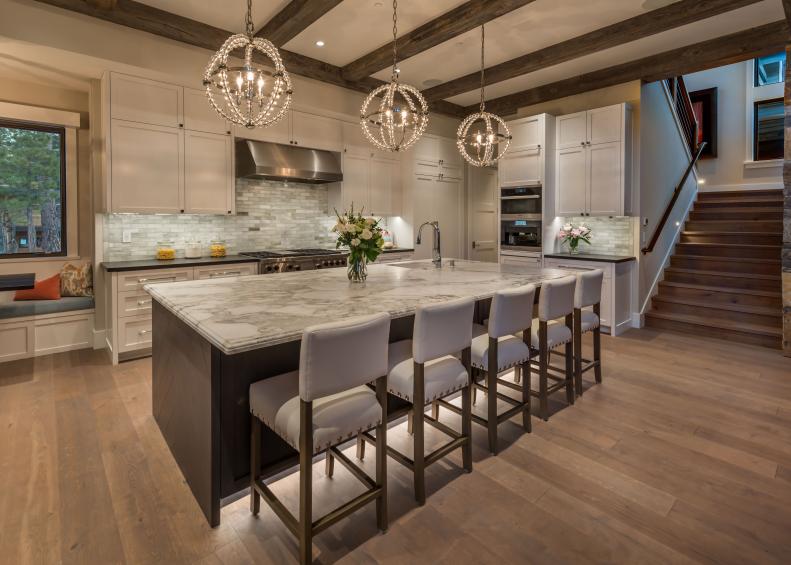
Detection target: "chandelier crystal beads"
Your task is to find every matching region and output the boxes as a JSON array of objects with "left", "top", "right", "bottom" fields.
[
  {"left": 203, "top": 0, "right": 293, "bottom": 129},
  {"left": 360, "top": 0, "right": 429, "bottom": 152},
  {"left": 457, "top": 25, "right": 511, "bottom": 167}
]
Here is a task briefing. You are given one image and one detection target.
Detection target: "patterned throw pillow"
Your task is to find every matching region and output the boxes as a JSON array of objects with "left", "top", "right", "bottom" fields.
[{"left": 60, "top": 263, "right": 93, "bottom": 297}]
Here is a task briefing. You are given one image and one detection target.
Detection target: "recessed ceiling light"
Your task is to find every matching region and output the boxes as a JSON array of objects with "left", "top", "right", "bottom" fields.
[
  {"left": 315, "top": 40, "right": 325, "bottom": 47},
  {"left": 374, "top": 1, "right": 383, "bottom": 6}
]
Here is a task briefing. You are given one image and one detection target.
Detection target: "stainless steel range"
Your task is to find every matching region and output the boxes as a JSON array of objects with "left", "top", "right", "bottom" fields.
[{"left": 239, "top": 248, "right": 348, "bottom": 274}]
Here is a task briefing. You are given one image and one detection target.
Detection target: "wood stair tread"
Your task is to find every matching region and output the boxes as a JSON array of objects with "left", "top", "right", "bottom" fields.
[
  {"left": 691, "top": 206, "right": 782, "bottom": 212},
  {"left": 671, "top": 254, "right": 780, "bottom": 265},
  {"left": 664, "top": 267, "right": 780, "bottom": 281},
  {"left": 681, "top": 231, "right": 782, "bottom": 236},
  {"left": 651, "top": 295, "right": 781, "bottom": 316},
  {"left": 645, "top": 310, "right": 782, "bottom": 336},
  {"left": 694, "top": 197, "right": 782, "bottom": 204},
  {"left": 676, "top": 242, "right": 780, "bottom": 248},
  {"left": 658, "top": 280, "right": 781, "bottom": 297}
]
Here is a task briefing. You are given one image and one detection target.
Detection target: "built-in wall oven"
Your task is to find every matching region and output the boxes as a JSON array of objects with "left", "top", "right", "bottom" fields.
[{"left": 500, "top": 185, "right": 543, "bottom": 263}]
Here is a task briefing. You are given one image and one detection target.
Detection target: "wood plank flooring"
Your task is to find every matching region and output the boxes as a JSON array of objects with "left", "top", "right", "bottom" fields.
[{"left": 1, "top": 328, "right": 790, "bottom": 564}]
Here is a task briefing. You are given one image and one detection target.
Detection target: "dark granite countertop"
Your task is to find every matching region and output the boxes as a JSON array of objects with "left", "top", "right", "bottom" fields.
[
  {"left": 543, "top": 253, "right": 636, "bottom": 264},
  {"left": 382, "top": 247, "right": 414, "bottom": 253},
  {"left": 101, "top": 256, "right": 259, "bottom": 272}
]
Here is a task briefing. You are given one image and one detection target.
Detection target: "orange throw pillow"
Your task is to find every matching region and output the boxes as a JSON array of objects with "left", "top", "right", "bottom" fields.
[{"left": 14, "top": 273, "right": 62, "bottom": 301}]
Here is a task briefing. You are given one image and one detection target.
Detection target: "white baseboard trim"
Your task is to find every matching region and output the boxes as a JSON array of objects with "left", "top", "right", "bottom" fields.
[
  {"left": 699, "top": 181, "right": 782, "bottom": 192},
  {"left": 631, "top": 312, "right": 644, "bottom": 329},
  {"left": 93, "top": 329, "right": 106, "bottom": 349}
]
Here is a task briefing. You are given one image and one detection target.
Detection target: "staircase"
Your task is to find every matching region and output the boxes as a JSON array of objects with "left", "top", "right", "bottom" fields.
[{"left": 645, "top": 189, "right": 783, "bottom": 348}]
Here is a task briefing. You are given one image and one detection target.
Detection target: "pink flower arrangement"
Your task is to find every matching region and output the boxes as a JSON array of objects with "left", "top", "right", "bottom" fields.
[{"left": 558, "top": 222, "right": 591, "bottom": 253}]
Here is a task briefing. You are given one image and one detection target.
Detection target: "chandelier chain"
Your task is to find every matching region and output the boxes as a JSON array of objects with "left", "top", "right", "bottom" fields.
[
  {"left": 245, "top": 0, "right": 254, "bottom": 37},
  {"left": 479, "top": 25, "right": 485, "bottom": 111},
  {"left": 391, "top": 0, "right": 399, "bottom": 81}
]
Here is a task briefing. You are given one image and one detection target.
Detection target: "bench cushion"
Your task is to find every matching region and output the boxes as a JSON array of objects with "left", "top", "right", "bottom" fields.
[{"left": 0, "top": 296, "right": 95, "bottom": 320}]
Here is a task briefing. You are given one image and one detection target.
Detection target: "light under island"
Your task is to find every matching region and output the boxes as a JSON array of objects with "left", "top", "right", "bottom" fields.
[{"left": 144, "top": 259, "right": 576, "bottom": 526}]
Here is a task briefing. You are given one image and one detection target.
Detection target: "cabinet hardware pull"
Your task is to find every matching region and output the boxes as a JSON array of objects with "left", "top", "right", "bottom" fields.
[
  {"left": 137, "top": 276, "right": 176, "bottom": 283},
  {"left": 209, "top": 271, "right": 241, "bottom": 278},
  {"left": 137, "top": 299, "right": 152, "bottom": 305},
  {"left": 138, "top": 329, "right": 152, "bottom": 335}
]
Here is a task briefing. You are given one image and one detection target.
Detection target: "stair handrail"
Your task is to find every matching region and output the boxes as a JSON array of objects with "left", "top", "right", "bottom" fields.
[
  {"left": 665, "top": 76, "right": 699, "bottom": 156},
  {"left": 641, "top": 141, "right": 706, "bottom": 255}
]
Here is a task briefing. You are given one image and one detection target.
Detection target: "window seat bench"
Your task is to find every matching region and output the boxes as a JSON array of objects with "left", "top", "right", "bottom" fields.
[{"left": 0, "top": 297, "right": 95, "bottom": 362}]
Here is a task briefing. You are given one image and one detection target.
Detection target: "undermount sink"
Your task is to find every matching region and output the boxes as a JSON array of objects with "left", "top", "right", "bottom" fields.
[{"left": 390, "top": 260, "right": 454, "bottom": 270}]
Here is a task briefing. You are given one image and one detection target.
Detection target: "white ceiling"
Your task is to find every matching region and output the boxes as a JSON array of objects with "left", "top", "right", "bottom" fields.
[{"left": 128, "top": 0, "right": 786, "bottom": 107}]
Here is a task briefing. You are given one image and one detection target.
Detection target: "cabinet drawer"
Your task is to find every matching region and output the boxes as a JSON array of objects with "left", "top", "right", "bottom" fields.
[
  {"left": 194, "top": 263, "right": 257, "bottom": 280},
  {"left": 501, "top": 254, "right": 542, "bottom": 267},
  {"left": 379, "top": 252, "right": 414, "bottom": 263},
  {"left": 543, "top": 259, "right": 612, "bottom": 277},
  {"left": 118, "top": 315, "right": 152, "bottom": 352},
  {"left": 117, "top": 268, "right": 194, "bottom": 292},
  {"left": 118, "top": 290, "right": 153, "bottom": 318}
]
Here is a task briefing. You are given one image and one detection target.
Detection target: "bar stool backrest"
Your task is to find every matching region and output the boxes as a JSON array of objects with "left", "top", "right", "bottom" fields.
[
  {"left": 488, "top": 284, "right": 537, "bottom": 338},
  {"left": 574, "top": 270, "right": 604, "bottom": 309},
  {"left": 413, "top": 298, "right": 475, "bottom": 364},
  {"left": 299, "top": 313, "right": 391, "bottom": 402},
  {"left": 538, "top": 276, "right": 577, "bottom": 322}
]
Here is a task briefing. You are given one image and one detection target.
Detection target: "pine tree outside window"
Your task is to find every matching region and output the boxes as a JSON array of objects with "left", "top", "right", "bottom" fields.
[{"left": 0, "top": 120, "right": 67, "bottom": 258}]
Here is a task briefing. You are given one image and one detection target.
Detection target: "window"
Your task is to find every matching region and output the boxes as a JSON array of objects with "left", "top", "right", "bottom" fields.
[
  {"left": 753, "top": 98, "right": 784, "bottom": 161},
  {"left": 0, "top": 120, "right": 66, "bottom": 258},
  {"left": 754, "top": 52, "right": 786, "bottom": 86}
]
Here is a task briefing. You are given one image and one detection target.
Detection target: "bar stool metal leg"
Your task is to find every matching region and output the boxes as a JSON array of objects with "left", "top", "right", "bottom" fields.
[
  {"left": 325, "top": 448, "right": 335, "bottom": 478},
  {"left": 539, "top": 320, "right": 549, "bottom": 421},
  {"left": 413, "top": 361, "right": 426, "bottom": 505},
  {"left": 522, "top": 329, "right": 532, "bottom": 432},
  {"left": 565, "top": 314, "right": 575, "bottom": 406},
  {"left": 375, "top": 376, "right": 388, "bottom": 532},
  {"left": 594, "top": 304, "right": 602, "bottom": 384},
  {"left": 461, "top": 346, "right": 473, "bottom": 471},
  {"left": 250, "top": 417, "right": 261, "bottom": 515},
  {"left": 573, "top": 307, "right": 583, "bottom": 397},
  {"left": 487, "top": 336, "right": 498, "bottom": 455},
  {"left": 299, "top": 400, "right": 313, "bottom": 565}
]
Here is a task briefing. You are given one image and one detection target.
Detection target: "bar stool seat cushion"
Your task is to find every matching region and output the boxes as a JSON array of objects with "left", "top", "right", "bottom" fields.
[
  {"left": 470, "top": 327, "right": 530, "bottom": 371},
  {"left": 250, "top": 371, "right": 381, "bottom": 454},
  {"left": 529, "top": 319, "right": 572, "bottom": 349},
  {"left": 580, "top": 310, "right": 600, "bottom": 333},
  {"left": 387, "top": 339, "right": 468, "bottom": 404}
]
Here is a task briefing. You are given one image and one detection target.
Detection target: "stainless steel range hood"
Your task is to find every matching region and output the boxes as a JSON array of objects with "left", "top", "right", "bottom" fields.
[{"left": 235, "top": 139, "right": 343, "bottom": 184}]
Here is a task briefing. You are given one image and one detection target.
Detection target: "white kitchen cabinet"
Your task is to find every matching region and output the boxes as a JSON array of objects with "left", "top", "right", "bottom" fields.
[
  {"left": 184, "top": 130, "right": 234, "bottom": 214},
  {"left": 542, "top": 258, "right": 633, "bottom": 335},
  {"left": 110, "top": 119, "right": 184, "bottom": 213},
  {"left": 507, "top": 114, "right": 544, "bottom": 152},
  {"left": 553, "top": 103, "right": 631, "bottom": 217},
  {"left": 500, "top": 253, "right": 542, "bottom": 268},
  {"left": 332, "top": 150, "right": 401, "bottom": 216},
  {"left": 413, "top": 135, "right": 462, "bottom": 180},
  {"left": 411, "top": 174, "right": 462, "bottom": 260},
  {"left": 499, "top": 146, "right": 542, "bottom": 188},
  {"left": 234, "top": 109, "right": 342, "bottom": 151},
  {"left": 468, "top": 166, "right": 498, "bottom": 262},
  {"left": 110, "top": 72, "right": 182, "bottom": 128},
  {"left": 183, "top": 87, "right": 230, "bottom": 135}
]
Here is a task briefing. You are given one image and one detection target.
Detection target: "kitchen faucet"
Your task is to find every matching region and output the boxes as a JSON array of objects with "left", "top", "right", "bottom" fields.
[{"left": 416, "top": 221, "right": 441, "bottom": 267}]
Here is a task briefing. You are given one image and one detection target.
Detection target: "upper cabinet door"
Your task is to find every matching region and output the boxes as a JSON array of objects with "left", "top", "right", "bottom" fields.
[
  {"left": 110, "top": 119, "right": 183, "bottom": 213},
  {"left": 183, "top": 87, "right": 229, "bottom": 135},
  {"left": 555, "top": 145, "right": 588, "bottom": 217},
  {"left": 498, "top": 146, "right": 542, "bottom": 188},
  {"left": 437, "top": 137, "right": 461, "bottom": 165},
  {"left": 413, "top": 135, "right": 439, "bottom": 176},
  {"left": 587, "top": 105, "right": 622, "bottom": 146},
  {"left": 232, "top": 113, "right": 291, "bottom": 145},
  {"left": 507, "top": 116, "right": 543, "bottom": 152},
  {"left": 110, "top": 73, "right": 182, "bottom": 128},
  {"left": 587, "top": 141, "right": 622, "bottom": 216},
  {"left": 291, "top": 111, "right": 342, "bottom": 151},
  {"left": 434, "top": 177, "right": 463, "bottom": 259},
  {"left": 342, "top": 121, "right": 370, "bottom": 156},
  {"left": 556, "top": 111, "right": 588, "bottom": 149},
  {"left": 184, "top": 131, "right": 233, "bottom": 214},
  {"left": 369, "top": 157, "right": 399, "bottom": 216},
  {"left": 341, "top": 152, "right": 370, "bottom": 213}
]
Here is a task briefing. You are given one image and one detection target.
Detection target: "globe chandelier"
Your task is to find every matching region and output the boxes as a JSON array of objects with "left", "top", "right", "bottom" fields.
[
  {"left": 360, "top": 0, "right": 429, "bottom": 152},
  {"left": 203, "top": 0, "right": 293, "bottom": 129},
  {"left": 457, "top": 25, "right": 512, "bottom": 166}
]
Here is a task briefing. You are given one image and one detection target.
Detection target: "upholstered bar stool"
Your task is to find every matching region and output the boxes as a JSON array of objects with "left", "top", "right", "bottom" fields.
[
  {"left": 529, "top": 275, "right": 577, "bottom": 421},
  {"left": 361, "top": 298, "right": 474, "bottom": 506},
  {"left": 439, "top": 285, "right": 535, "bottom": 455},
  {"left": 249, "top": 313, "right": 391, "bottom": 565},
  {"left": 573, "top": 269, "right": 604, "bottom": 397}
]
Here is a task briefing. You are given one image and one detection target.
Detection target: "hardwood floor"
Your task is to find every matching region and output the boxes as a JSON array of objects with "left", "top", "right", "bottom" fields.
[{"left": 1, "top": 328, "right": 790, "bottom": 564}]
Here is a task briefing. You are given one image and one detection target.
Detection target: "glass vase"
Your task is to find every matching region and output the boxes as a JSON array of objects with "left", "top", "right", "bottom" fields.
[
  {"left": 567, "top": 241, "right": 580, "bottom": 255},
  {"left": 347, "top": 255, "right": 368, "bottom": 283}
]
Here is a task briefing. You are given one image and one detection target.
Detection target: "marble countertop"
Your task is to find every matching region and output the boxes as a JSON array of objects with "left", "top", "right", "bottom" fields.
[
  {"left": 145, "top": 259, "right": 574, "bottom": 355},
  {"left": 102, "top": 256, "right": 259, "bottom": 272}
]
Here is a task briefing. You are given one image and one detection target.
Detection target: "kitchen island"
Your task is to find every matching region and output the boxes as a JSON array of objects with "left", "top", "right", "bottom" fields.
[{"left": 145, "top": 259, "right": 573, "bottom": 526}]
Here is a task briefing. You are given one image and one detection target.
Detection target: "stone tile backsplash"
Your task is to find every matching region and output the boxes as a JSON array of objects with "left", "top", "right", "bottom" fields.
[
  {"left": 549, "top": 216, "right": 635, "bottom": 256},
  {"left": 103, "top": 179, "right": 338, "bottom": 260}
]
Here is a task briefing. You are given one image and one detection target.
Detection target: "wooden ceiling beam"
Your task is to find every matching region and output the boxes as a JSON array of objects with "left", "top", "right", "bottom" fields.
[
  {"left": 425, "top": 0, "right": 764, "bottom": 102},
  {"left": 473, "top": 21, "right": 790, "bottom": 117},
  {"left": 255, "top": 0, "right": 344, "bottom": 47},
  {"left": 341, "top": 0, "right": 536, "bottom": 82},
  {"left": 30, "top": 0, "right": 467, "bottom": 117},
  {"left": 782, "top": 0, "right": 791, "bottom": 25}
]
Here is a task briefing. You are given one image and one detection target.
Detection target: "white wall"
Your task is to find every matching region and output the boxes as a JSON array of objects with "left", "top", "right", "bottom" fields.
[
  {"left": 684, "top": 61, "right": 783, "bottom": 191},
  {"left": 638, "top": 81, "right": 699, "bottom": 314}
]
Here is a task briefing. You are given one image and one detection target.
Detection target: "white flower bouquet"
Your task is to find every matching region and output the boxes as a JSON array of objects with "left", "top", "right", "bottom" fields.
[{"left": 332, "top": 204, "right": 385, "bottom": 282}]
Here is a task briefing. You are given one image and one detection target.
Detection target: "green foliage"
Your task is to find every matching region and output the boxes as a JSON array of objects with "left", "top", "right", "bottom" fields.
[
  {"left": 0, "top": 125, "right": 63, "bottom": 254},
  {"left": 332, "top": 203, "right": 385, "bottom": 263}
]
